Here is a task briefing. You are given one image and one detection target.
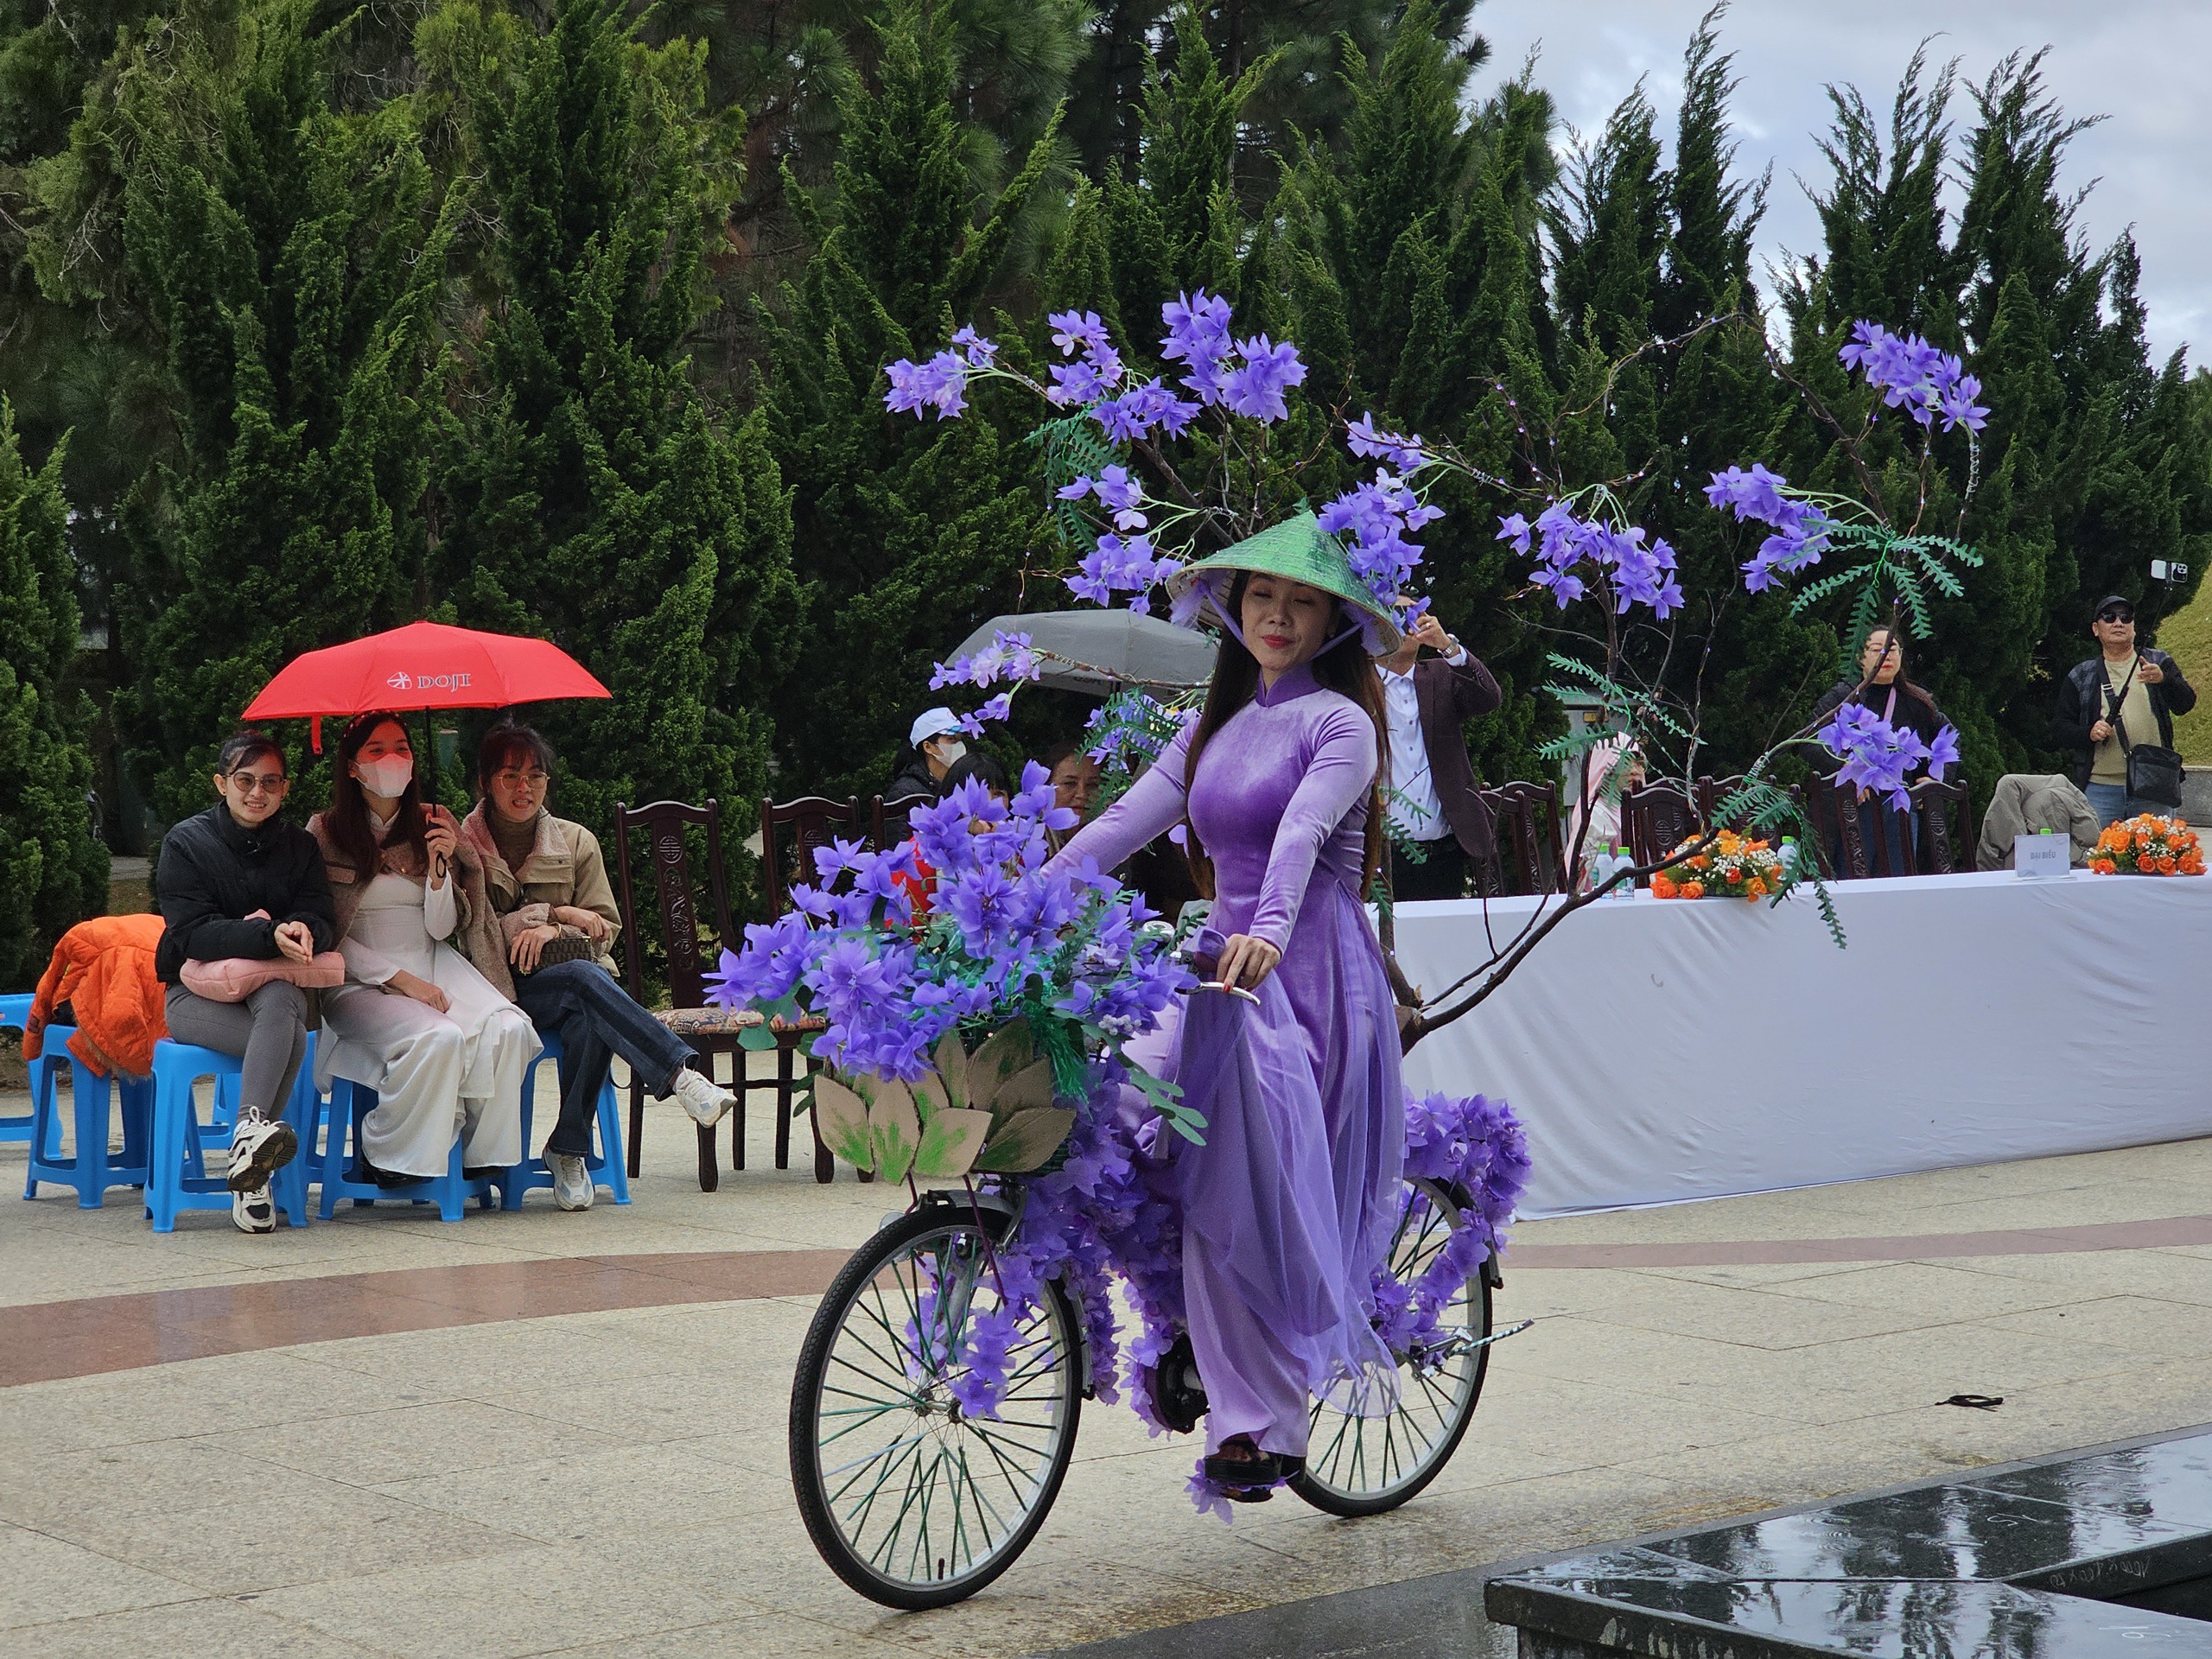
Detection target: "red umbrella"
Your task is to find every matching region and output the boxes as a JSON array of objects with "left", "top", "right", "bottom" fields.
[{"left": 245, "top": 620, "right": 610, "bottom": 753}]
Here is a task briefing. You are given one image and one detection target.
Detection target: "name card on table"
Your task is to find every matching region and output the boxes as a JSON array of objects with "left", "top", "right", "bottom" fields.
[{"left": 2015, "top": 832, "right": 2071, "bottom": 879}]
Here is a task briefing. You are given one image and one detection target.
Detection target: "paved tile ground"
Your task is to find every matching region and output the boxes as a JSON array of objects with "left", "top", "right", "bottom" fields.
[{"left": 8, "top": 1062, "right": 2212, "bottom": 1658}]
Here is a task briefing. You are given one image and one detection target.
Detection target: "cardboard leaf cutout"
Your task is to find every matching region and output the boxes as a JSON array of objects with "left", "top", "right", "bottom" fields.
[
  {"left": 911, "top": 1107, "right": 995, "bottom": 1179},
  {"left": 868, "top": 1082, "right": 921, "bottom": 1185},
  {"left": 987, "top": 1058, "right": 1058, "bottom": 1127},
  {"left": 976, "top": 1108, "right": 1077, "bottom": 1173},
  {"left": 969, "top": 1019, "right": 1034, "bottom": 1098},
  {"left": 910, "top": 1067, "right": 950, "bottom": 1121},
  {"left": 811, "top": 1076, "right": 876, "bottom": 1171},
  {"left": 932, "top": 1030, "right": 972, "bottom": 1110}
]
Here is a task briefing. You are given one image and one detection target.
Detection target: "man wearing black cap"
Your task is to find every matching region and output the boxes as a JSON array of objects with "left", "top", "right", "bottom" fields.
[{"left": 2052, "top": 594, "right": 2196, "bottom": 828}]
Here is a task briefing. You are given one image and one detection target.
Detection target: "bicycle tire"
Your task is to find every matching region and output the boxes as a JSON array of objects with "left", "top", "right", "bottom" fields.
[
  {"left": 1290, "top": 1176, "right": 1494, "bottom": 1517},
  {"left": 790, "top": 1205, "right": 1084, "bottom": 1609}
]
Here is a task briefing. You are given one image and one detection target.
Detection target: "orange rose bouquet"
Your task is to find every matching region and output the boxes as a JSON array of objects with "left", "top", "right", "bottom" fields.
[
  {"left": 2088, "top": 813, "right": 2204, "bottom": 877},
  {"left": 1649, "top": 830, "right": 1786, "bottom": 900}
]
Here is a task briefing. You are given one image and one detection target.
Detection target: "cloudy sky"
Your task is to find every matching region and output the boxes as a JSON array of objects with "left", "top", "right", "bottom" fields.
[{"left": 1471, "top": 0, "right": 2209, "bottom": 365}]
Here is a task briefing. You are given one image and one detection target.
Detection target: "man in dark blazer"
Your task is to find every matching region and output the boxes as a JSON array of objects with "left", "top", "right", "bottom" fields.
[{"left": 1375, "top": 612, "right": 1503, "bottom": 899}]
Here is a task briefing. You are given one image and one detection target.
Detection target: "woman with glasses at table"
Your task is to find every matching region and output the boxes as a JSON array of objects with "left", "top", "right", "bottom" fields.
[
  {"left": 310, "top": 713, "right": 539, "bottom": 1186},
  {"left": 457, "top": 721, "right": 734, "bottom": 1210},
  {"left": 154, "top": 731, "right": 338, "bottom": 1233}
]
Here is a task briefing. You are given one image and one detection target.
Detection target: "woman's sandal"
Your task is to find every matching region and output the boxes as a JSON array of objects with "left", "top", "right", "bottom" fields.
[{"left": 1203, "top": 1437, "right": 1306, "bottom": 1501}]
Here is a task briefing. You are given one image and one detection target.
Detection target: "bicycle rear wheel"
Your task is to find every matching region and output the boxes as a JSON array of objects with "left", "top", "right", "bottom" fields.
[
  {"left": 790, "top": 1204, "right": 1083, "bottom": 1608},
  {"left": 1290, "top": 1176, "right": 1493, "bottom": 1516}
]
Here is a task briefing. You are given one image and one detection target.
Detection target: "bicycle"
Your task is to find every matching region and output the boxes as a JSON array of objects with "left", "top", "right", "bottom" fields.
[{"left": 788, "top": 1164, "right": 1526, "bottom": 1609}]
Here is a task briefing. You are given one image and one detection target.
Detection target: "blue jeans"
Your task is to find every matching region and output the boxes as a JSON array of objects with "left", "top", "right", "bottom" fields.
[
  {"left": 512, "top": 960, "right": 695, "bottom": 1156},
  {"left": 2085, "top": 783, "right": 2149, "bottom": 830}
]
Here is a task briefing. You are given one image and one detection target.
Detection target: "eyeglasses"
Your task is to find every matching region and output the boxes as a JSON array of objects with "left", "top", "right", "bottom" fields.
[
  {"left": 227, "top": 772, "right": 289, "bottom": 796},
  {"left": 493, "top": 769, "right": 550, "bottom": 789}
]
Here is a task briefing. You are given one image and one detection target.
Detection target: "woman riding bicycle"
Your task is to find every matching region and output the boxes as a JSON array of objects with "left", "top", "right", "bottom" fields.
[{"left": 1046, "top": 515, "right": 1407, "bottom": 1497}]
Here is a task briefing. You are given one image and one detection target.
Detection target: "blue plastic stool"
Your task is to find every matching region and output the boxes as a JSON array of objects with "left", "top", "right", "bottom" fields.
[
  {"left": 22, "top": 1025, "right": 153, "bottom": 1208},
  {"left": 1, "top": 991, "right": 35, "bottom": 1144},
  {"left": 144, "top": 1037, "right": 315, "bottom": 1232},
  {"left": 309, "top": 1077, "right": 502, "bottom": 1221},
  {"left": 502, "top": 1030, "right": 632, "bottom": 1210}
]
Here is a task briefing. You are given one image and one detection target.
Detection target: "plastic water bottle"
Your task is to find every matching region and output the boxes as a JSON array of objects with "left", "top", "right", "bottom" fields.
[{"left": 1779, "top": 837, "right": 1799, "bottom": 880}]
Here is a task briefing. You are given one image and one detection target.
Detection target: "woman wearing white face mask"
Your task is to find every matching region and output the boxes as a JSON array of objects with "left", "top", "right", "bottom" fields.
[
  {"left": 310, "top": 713, "right": 539, "bottom": 1185},
  {"left": 887, "top": 707, "right": 969, "bottom": 803}
]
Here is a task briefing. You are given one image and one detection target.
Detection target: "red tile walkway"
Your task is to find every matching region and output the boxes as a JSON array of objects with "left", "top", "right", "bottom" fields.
[{"left": 10, "top": 1213, "right": 2212, "bottom": 1389}]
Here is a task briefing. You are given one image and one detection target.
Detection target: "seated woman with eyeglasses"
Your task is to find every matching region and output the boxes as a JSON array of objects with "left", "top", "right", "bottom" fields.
[
  {"left": 154, "top": 731, "right": 339, "bottom": 1233},
  {"left": 310, "top": 714, "right": 539, "bottom": 1186},
  {"left": 458, "top": 722, "right": 734, "bottom": 1210}
]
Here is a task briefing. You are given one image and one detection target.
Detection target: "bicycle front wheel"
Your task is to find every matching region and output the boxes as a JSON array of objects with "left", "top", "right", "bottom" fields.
[
  {"left": 1291, "top": 1176, "right": 1494, "bottom": 1516},
  {"left": 790, "top": 1205, "right": 1083, "bottom": 1609}
]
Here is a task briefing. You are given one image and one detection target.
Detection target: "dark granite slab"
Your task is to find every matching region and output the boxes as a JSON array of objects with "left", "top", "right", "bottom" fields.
[{"left": 1487, "top": 1425, "right": 2212, "bottom": 1657}]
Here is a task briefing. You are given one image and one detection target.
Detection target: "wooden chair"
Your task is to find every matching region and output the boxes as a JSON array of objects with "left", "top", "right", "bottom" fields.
[
  {"left": 760, "top": 795, "right": 867, "bottom": 915},
  {"left": 1910, "top": 777, "right": 1974, "bottom": 874},
  {"left": 1700, "top": 774, "right": 1808, "bottom": 841},
  {"left": 611, "top": 799, "right": 772, "bottom": 1192},
  {"left": 1477, "top": 781, "right": 1567, "bottom": 896},
  {"left": 1620, "top": 780, "right": 1700, "bottom": 869},
  {"left": 870, "top": 793, "right": 934, "bottom": 852},
  {"left": 1805, "top": 780, "right": 1917, "bottom": 878}
]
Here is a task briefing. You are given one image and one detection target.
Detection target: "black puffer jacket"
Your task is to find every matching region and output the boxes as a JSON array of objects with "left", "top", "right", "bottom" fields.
[
  {"left": 2052, "top": 650, "right": 2197, "bottom": 786},
  {"left": 154, "top": 803, "right": 339, "bottom": 984}
]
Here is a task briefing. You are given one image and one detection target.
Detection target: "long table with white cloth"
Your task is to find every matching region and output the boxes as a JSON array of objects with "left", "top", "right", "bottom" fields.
[{"left": 1392, "top": 869, "right": 2212, "bottom": 1218}]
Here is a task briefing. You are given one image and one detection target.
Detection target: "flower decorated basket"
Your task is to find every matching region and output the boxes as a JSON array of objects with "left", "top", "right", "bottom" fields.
[
  {"left": 2088, "top": 814, "right": 2205, "bottom": 877},
  {"left": 1649, "top": 830, "right": 1784, "bottom": 900}
]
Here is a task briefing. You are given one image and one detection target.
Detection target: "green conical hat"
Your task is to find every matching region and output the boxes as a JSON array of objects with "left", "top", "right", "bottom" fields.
[{"left": 1165, "top": 512, "right": 1404, "bottom": 657}]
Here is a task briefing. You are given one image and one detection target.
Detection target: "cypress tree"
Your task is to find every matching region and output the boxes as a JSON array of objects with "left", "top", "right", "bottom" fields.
[
  {"left": 0, "top": 401, "right": 108, "bottom": 982},
  {"left": 760, "top": 0, "right": 1062, "bottom": 800},
  {"left": 94, "top": 0, "right": 449, "bottom": 825},
  {"left": 432, "top": 0, "right": 798, "bottom": 848}
]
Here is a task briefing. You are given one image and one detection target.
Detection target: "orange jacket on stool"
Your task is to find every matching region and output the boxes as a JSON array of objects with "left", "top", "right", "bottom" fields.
[{"left": 22, "top": 914, "right": 168, "bottom": 1079}]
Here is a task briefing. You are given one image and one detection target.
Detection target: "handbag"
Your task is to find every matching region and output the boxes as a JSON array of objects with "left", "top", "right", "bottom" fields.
[
  {"left": 518, "top": 926, "right": 600, "bottom": 976},
  {"left": 181, "top": 953, "right": 346, "bottom": 1001},
  {"left": 2106, "top": 660, "right": 2187, "bottom": 810}
]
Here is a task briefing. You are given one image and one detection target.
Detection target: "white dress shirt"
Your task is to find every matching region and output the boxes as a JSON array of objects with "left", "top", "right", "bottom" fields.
[{"left": 1376, "top": 647, "right": 1468, "bottom": 842}]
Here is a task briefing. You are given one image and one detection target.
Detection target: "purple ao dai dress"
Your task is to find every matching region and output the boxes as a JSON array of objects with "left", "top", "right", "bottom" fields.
[{"left": 1050, "top": 662, "right": 1405, "bottom": 1457}]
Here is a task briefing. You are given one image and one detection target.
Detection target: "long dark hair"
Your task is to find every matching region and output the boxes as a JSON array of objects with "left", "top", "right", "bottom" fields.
[
  {"left": 1181, "top": 571, "right": 1390, "bottom": 894},
  {"left": 325, "top": 712, "right": 429, "bottom": 880}
]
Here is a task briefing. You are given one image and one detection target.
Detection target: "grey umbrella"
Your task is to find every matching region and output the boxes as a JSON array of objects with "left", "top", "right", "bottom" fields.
[{"left": 951, "top": 610, "right": 1217, "bottom": 695}]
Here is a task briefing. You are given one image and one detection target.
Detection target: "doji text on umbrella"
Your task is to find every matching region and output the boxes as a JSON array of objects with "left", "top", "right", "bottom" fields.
[{"left": 385, "top": 670, "right": 474, "bottom": 692}]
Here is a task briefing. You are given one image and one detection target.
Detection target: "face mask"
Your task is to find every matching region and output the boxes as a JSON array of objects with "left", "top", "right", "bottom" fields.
[
  {"left": 354, "top": 755, "right": 416, "bottom": 799},
  {"left": 933, "top": 739, "right": 968, "bottom": 767}
]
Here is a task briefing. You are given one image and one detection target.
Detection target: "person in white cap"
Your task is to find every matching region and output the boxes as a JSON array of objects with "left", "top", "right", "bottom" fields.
[{"left": 887, "top": 707, "right": 969, "bottom": 804}]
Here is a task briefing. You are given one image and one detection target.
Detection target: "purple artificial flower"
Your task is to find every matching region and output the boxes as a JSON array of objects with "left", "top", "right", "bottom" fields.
[
  {"left": 1221, "top": 335, "right": 1306, "bottom": 423},
  {"left": 1346, "top": 412, "right": 1426, "bottom": 473},
  {"left": 951, "top": 326, "right": 999, "bottom": 367},
  {"left": 1817, "top": 702, "right": 1932, "bottom": 810},
  {"left": 1046, "top": 358, "right": 1110, "bottom": 409},
  {"left": 1839, "top": 321, "right": 1988, "bottom": 435},
  {"left": 958, "top": 693, "right": 1017, "bottom": 735},
  {"left": 1058, "top": 466, "right": 1149, "bottom": 531},
  {"left": 883, "top": 351, "right": 969, "bottom": 420},
  {"left": 1925, "top": 723, "right": 1961, "bottom": 783},
  {"left": 1049, "top": 309, "right": 1112, "bottom": 359}
]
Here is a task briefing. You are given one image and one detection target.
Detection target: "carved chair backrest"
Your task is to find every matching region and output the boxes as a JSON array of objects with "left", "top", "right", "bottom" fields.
[
  {"left": 760, "top": 796, "right": 866, "bottom": 918},
  {"left": 612, "top": 799, "right": 732, "bottom": 1012}
]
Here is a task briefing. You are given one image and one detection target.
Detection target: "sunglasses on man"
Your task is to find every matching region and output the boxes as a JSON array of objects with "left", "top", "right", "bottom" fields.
[{"left": 2098, "top": 607, "right": 2134, "bottom": 624}]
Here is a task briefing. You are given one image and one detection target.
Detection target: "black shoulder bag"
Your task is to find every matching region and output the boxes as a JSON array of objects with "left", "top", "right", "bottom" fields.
[{"left": 2107, "top": 658, "right": 2186, "bottom": 810}]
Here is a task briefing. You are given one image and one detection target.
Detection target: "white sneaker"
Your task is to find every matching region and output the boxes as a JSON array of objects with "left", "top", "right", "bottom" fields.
[
  {"left": 227, "top": 1109, "right": 298, "bottom": 1193},
  {"left": 669, "top": 1066, "right": 736, "bottom": 1128},
  {"left": 549, "top": 1152, "right": 594, "bottom": 1211},
  {"left": 232, "top": 1186, "right": 276, "bottom": 1234}
]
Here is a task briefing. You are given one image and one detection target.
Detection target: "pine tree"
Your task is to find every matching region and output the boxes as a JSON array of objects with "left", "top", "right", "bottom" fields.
[
  {"left": 0, "top": 401, "right": 108, "bottom": 984},
  {"left": 429, "top": 0, "right": 798, "bottom": 852}
]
